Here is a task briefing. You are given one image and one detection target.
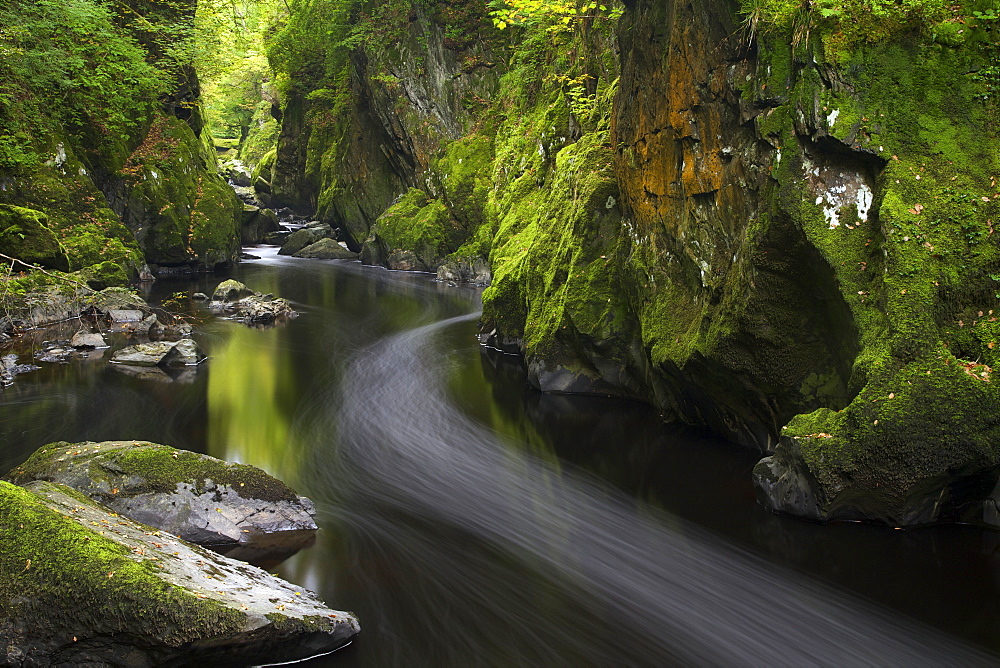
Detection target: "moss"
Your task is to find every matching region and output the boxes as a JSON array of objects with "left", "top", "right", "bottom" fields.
[
  {"left": 0, "top": 481, "right": 245, "bottom": 645},
  {"left": 0, "top": 204, "right": 69, "bottom": 271},
  {"left": 370, "top": 188, "right": 456, "bottom": 269},
  {"left": 121, "top": 114, "right": 241, "bottom": 268},
  {"left": 7, "top": 441, "right": 301, "bottom": 504}
]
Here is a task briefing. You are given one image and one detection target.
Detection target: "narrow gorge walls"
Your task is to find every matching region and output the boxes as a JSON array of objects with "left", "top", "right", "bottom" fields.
[
  {"left": 0, "top": 0, "right": 242, "bottom": 281},
  {"left": 249, "top": 0, "right": 1000, "bottom": 527}
]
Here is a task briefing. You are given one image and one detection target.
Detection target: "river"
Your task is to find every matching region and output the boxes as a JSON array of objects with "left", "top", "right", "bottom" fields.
[{"left": 2, "top": 246, "right": 999, "bottom": 666}]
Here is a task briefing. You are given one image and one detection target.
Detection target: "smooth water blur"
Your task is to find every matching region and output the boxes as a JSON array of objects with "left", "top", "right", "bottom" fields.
[{"left": 2, "top": 246, "right": 1000, "bottom": 666}]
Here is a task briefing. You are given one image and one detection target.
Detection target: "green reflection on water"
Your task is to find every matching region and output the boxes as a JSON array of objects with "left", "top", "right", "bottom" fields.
[{"left": 207, "top": 323, "right": 300, "bottom": 488}]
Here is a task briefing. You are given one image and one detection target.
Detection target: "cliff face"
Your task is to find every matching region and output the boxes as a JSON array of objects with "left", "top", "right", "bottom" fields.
[
  {"left": 268, "top": 0, "right": 1000, "bottom": 527},
  {"left": 0, "top": 0, "right": 241, "bottom": 280},
  {"left": 270, "top": 0, "right": 501, "bottom": 265}
]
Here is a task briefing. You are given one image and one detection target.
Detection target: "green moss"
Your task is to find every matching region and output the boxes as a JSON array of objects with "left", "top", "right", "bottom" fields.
[
  {"left": 7, "top": 441, "right": 301, "bottom": 504},
  {"left": 0, "top": 481, "right": 244, "bottom": 644},
  {"left": 121, "top": 114, "right": 241, "bottom": 268},
  {"left": 0, "top": 204, "right": 69, "bottom": 271},
  {"left": 371, "top": 188, "right": 457, "bottom": 268}
]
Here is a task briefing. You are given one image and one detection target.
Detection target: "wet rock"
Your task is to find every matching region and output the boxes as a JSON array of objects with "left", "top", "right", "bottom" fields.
[
  {"left": 264, "top": 229, "right": 292, "bottom": 245},
  {"left": 7, "top": 441, "right": 319, "bottom": 550},
  {"left": 222, "top": 159, "right": 253, "bottom": 187},
  {"left": 149, "top": 319, "right": 193, "bottom": 341},
  {"left": 70, "top": 330, "right": 107, "bottom": 349},
  {"left": 0, "top": 354, "right": 39, "bottom": 386},
  {"left": 278, "top": 226, "right": 332, "bottom": 256},
  {"left": 192, "top": 292, "right": 209, "bottom": 301},
  {"left": 212, "top": 279, "right": 255, "bottom": 303},
  {"left": 293, "top": 239, "right": 360, "bottom": 260},
  {"left": 33, "top": 341, "right": 76, "bottom": 364},
  {"left": 235, "top": 296, "right": 296, "bottom": 324},
  {"left": 110, "top": 339, "right": 204, "bottom": 367},
  {"left": 0, "top": 480, "right": 358, "bottom": 666},
  {"left": 437, "top": 256, "right": 492, "bottom": 286},
  {"left": 241, "top": 205, "right": 280, "bottom": 245},
  {"left": 210, "top": 280, "right": 297, "bottom": 325},
  {"left": 387, "top": 250, "right": 426, "bottom": 272}
]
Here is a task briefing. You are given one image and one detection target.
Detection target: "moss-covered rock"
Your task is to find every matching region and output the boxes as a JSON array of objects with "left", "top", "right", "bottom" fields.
[
  {"left": 6, "top": 441, "right": 318, "bottom": 548},
  {"left": 0, "top": 479, "right": 358, "bottom": 665},
  {"left": 0, "top": 205, "right": 70, "bottom": 271},
  {"left": 112, "top": 114, "right": 242, "bottom": 270}
]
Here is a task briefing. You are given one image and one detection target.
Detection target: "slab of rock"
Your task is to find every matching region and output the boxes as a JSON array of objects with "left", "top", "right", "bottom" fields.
[
  {"left": 6, "top": 441, "right": 318, "bottom": 549},
  {"left": 293, "top": 238, "right": 360, "bottom": 260},
  {"left": 110, "top": 339, "right": 204, "bottom": 367},
  {"left": 70, "top": 330, "right": 107, "bottom": 348},
  {"left": 0, "top": 480, "right": 358, "bottom": 666},
  {"left": 107, "top": 309, "right": 144, "bottom": 323}
]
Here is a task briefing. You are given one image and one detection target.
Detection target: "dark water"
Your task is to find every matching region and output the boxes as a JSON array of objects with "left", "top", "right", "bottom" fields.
[{"left": 3, "top": 246, "right": 1000, "bottom": 665}]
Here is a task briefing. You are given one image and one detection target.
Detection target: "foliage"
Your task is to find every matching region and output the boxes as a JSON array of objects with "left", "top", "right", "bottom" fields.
[
  {"left": 0, "top": 0, "right": 168, "bottom": 167},
  {"left": 488, "top": 0, "right": 623, "bottom": 32}
]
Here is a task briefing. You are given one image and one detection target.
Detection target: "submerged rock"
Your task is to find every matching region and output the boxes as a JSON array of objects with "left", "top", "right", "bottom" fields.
[
  {"left": 6, "top": 441, "right": 320, "bottom": 550},
  {"left": 0, "top": 480, "right": 358, "bottom": 666},
  {"left": 293, "top": 238, "right": 360, "bottom": 260}
]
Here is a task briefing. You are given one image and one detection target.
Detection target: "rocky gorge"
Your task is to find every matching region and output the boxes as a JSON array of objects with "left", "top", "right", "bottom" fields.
[{"left": 0, "top": 0, "right": 999, "bottom": 662}]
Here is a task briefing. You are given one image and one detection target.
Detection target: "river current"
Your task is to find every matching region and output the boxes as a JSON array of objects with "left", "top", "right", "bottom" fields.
[{"left": 3, "top": 246, "right": 1000, "bottom": 666}]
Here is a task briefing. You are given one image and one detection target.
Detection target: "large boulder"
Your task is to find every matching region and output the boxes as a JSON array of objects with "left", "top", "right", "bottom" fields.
[
  {"left": 241, "top": 205, "right": 280, "bottom": 245},
  {"left": 0, "top": 480, "right": 358, "bottom": 666},
  {"left": 293, "top": 238, "right": 360, "bottom": 260},
  {"left": 212, "top": 279, "right": 256, "bottom": 303},
  {"left": 6, "top": 441, "right": 318, "bottom": 550},
  {"left": 278, "top": 226, "right": 332, "bottom": 256}
]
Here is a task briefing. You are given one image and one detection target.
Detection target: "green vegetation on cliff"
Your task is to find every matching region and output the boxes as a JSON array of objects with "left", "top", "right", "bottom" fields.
[{"left": 0, "top": 0, "right": 243, "bottom": 285}]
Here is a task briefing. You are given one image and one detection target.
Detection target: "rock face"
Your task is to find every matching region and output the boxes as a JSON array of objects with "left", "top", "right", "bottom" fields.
[
  {"left": 437, "top": 256, "right": 491, "bottom": 286},
  {"left": 293, "top": 238, "right": 359, "bottom": 260},
  {"left": 264, "top": 0, "right": 1000, "bottom": 526},
  {"left": 0, "top": 480, "right": 358, "bottom": 666},
  {"left": 6, "top": 441, "right": 319, "bottom": 549}
]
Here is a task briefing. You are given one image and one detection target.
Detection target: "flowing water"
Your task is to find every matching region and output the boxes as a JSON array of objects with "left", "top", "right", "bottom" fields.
[{"left": 3, "top": 246, "right": 1000, "bottom": 666}]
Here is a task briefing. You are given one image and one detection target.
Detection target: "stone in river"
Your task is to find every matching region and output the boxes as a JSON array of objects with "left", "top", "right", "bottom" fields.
[
  {"left": 293, "top": 238, "right": 360, "bottom": 260},
  {"left": 5, "top": 440, "right": 319, "bottom": 550},
  {"left": 0, "top": 480, "right": 358, "bottom": 666}
]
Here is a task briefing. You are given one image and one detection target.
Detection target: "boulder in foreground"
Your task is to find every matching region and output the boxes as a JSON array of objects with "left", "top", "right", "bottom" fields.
[
  {"left": 6, "top": 441, "right": 318, "bottom": 550},
  {"left": 0, "top": 480, "right": 358, "bottom": 666}
]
